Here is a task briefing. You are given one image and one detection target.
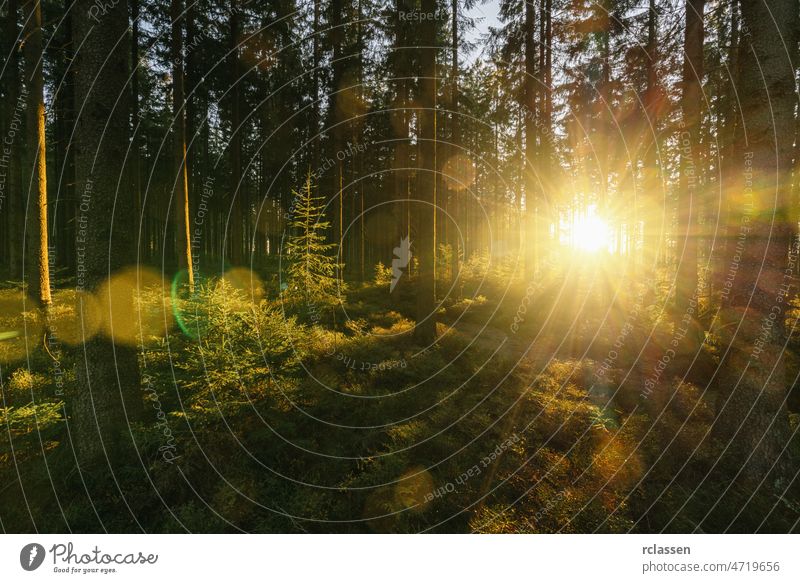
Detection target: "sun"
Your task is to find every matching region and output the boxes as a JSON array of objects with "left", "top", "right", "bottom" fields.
[{"left": 571, "top": 211, "right": 610, "bottom": 253}]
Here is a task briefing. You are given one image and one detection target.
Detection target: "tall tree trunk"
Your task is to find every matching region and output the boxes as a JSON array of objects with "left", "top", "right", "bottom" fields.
[
  {"left": 523, "top": 0, "right": 537, "bottom": 277},
  {"left": 414, "top": 0, "right": 438, "bottom": 343},
  {"left": 641, "top": 0, "right": 660, "bottom": 272},
  {"left": 714, "top": 0, "right": 740, "bottom": 289},
  {"left": 4, "top": 0, "right": 22, "bottom": 278},
  {"left": 131, "top": 0, "right": 142, "bottom": 260},
  {"left": 539, "top": 0, "right": 553, "bottom": 268},
  {"left": 72, "top": 0, "right": 142, "bottom": 468},
  {"left": 675, "top": 0, "right": 704, "bottom": 323},
  {"left": 312, "top": 0, "right": 321, "bottom": 167},
  {"left": 393, "top": 0, "right": 411, "bottom": 295},
  {"left": 356, "top": 0, "right": 364, "bottom": 279},
  {"left": 598, "top": 0, "right": 611, "bottom": 213},
  {"left": 329, "top": 0, "right": 346, "bottom": 265},
  {"left": 171, "top": 0, "right": 194, "bottom": 289},
  {"left": 715, "top": 0, "right": 798, "bottom": 483},
  {"left": 54, "top": 0, "right": 76, "bottom": 275},
  {"left": 447, "top": 0, "right": 460, "bottom": 287},
  {"left": 22, "top": 0, "right": 51, "bottom": 306},
  {"left": 229, "top": 1, "right": 244, "bottom": 264}
]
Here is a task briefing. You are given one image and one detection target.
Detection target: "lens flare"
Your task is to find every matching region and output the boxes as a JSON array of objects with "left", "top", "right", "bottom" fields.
[
  {"left": 567, "top": 206, "right": 611, "bottom": 253},
  {"left": 48, "top": 290, "right": 102, "bottom": 345},
  {"left": 97, "top": 266, "right": 173, "bottom": 346},
  {"left": 0, "top": 292, "right": 42, "bottom": 363}
]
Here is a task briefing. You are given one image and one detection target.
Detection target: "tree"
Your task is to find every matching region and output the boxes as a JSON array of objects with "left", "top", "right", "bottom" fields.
[
  {"left": 640, "top": 0, "right": 663, "bottom": 271},
  {"left": 228, "top": 0, "right": 244, "bottom": 265},
  {"left": 312, "top": 0, "right": 322, "bottom": 167},
  {"left": 714, "top": 0, "right": 799, "bottom": 483},
  {"left": 22, "top": 0, "right": 51, "bottom": 305},
  {"left": 713, "top": 0, "right": 740, "bottom": 288},
  {"left": 285, "top": 172, "right": 341, "bottom": 307},
  {"left": 675, "top": 0, "right": 703, "bottom": 323},
  {"left": 523, "top": 0, "right": 538, "bottom": 277},
  {"left": 3, "top": 0, "right": 22, "bottom": 277},
  {"left": 71, "top": 0, "right": 142, "bottom": 463},
  {"left": 414, "top": 0, "right": 438, "bottom": 343},
  {"left": 391, "top": 0, "right": 413, "bottom": 284},
  {"left": 446, "top": 0, "right": 461, "bottom": 286},
  {"left": 171, "top": 0, "right": 194, "bottom": 289}
]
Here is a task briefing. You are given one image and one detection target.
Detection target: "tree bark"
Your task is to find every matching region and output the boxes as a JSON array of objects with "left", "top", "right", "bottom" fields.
[
  {"left": 22, "top": 0, "right": 51, "bottom": 306},
  {"left": 171, "top": 0, "right": 194, "bottom": 289},
  {"left": 131, "top": 0, "right": 142, "bottom": 260},
  {"left": 4, "top": 0, "right": 23, "bottom": 278},
  {"left": 523, "top": 0, "right": 538, "bottom": 278},
  {"left": 446, "top": 0, "right": 460, "bottom": 287},
  {"left": 715, "top": 0, "right": 799, "bottom": 484},
  {"left": 414, "top": 0, "right": 438, "bottom": 343},
  {"left": 713, "top": 0, "right": 740, "bottom": 290},
  {"left": 72, "top": 0, "right": 142, "bottom": 464},
  {"left": 675, "top": 0, "right": 704, "bottom": 322},
  {"left": 641, "top": 0, "right": 661, "bottom": 272},
  {"left": 229, "top": 1, "right": 244, "bottom": 265}
]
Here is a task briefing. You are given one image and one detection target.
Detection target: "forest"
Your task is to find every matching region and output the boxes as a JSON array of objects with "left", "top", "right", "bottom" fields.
[{"left": 0, "top": 0, "right": 799, "bottom": 533}]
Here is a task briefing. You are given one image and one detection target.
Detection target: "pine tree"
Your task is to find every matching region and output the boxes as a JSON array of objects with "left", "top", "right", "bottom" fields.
[{"left": 285, "top": 172, "right": 342, "bottom": 307}]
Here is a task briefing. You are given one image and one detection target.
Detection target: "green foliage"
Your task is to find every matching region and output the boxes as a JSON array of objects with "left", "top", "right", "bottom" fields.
[
  {"left": 0, "top": 401, "right": 63, "bottom": 437},
  {"left": 373, "top": 261, "right": 393, "bottom": 288},
  {"left": 284, "top": 173, "right": 343, "bottom": 309},
  {"left": 174, "top": 280, "right": 310, "bottom": 407},
  {"left": 2, "top": 277, "right": 798, "bottom": 533}
]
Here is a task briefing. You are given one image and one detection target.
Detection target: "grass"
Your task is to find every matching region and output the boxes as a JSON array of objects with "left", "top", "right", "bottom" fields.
[{"left": 0, "top": 264, "right": 798, "bottom": 532}]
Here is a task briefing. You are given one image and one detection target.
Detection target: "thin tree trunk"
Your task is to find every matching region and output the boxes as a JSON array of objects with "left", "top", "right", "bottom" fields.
[
  {"left": 392, "top": 0, "right": 412, "bottom": 294},
  {"left": 171, "top": 0, "right": 194, "bottom": 289},
  {"left": 714, "top": 0, "right": 739, "bottom": 289},
  {"left": 414, "top": 0, "right": 438, "bottom": 343},
  {"left": 447, "top": 0, "right": 460, "bottom": 287},
  {"left": 523, "top": 0, "right": 537, "bottom": 278},
  {"left": 23, "top": 0, "right": 51, "bottom": 305},
  {"left": 55, "top": 0, "right": 76, "bottom": 275},
  {"left": 598, "top": 0, "right": 611, "bottom": 214},
  {"left": 642, "top": 0, "right": 660, "bottom": 272},
  {"left": 5, "top": 0, "right": 22, "bottom": 278},
  {"left": 312, "top": 0, "right": 321, "bottom": 167},
  {"left": 229, "top": 1, "right": 243, "bottom": 265},
  {"left": 131, "top": 0, "right": 142, "bottom": 260}
]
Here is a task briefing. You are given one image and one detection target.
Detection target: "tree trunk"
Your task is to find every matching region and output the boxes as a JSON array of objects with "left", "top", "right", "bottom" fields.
[
  {"left": 312, "top": 0, "right": 321, "bottom": 167},
  {"left": 72, "top": 0, "right": 142, "bottom": 465},
  {"left": 447, "top": 0, "right": 460, "bottom": 287},
  {"left": 713, "top": 0, "right": 740, "bottom": 290},
  {"left": 392, "top": 0, "right": 412, "bottom": 295},
  {"left": 22, "top": 0, "right": 51, "bottom": 306},
  {"left": 171, "top": 0, "right": 194, "bottom": 289},
  {"left": 715, "top": 0, "right": 798, "bottom": 484},
  {"left": 229, "top": 1, "right": 244, "bottom": 265},
  {"left": 641, "top": 0, "right": 661, "bottom": 272},
  {"left": 414, "top": 0, "right": 438, "bottom": 343},
  {"left": 54, "top": 0, "right": 76, "bottom": 275},
  {"left": 598, "top": 1, "right": 611, "bottom": 213},
  {"left": 523, "top": 0, "right": 537, "bottom": 278},
  {"left": 4, "top": 0, "right": 22, "bottom": 278},
  {"left": 675, "top": 0, "right": 704, "bottom": 324},
  {"left": 131, "top": 0, "right": 142, "bottom": 260}
]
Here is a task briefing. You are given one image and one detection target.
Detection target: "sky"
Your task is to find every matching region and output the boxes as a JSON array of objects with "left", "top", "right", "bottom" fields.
[{"left": 466, "top": 0, "right": 503, "bottom": 62}]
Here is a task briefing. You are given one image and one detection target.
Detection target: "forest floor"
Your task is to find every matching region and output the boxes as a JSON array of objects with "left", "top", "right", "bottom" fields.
[{"left": 1, "top": 259, "right": 799, "bottom": 532}]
